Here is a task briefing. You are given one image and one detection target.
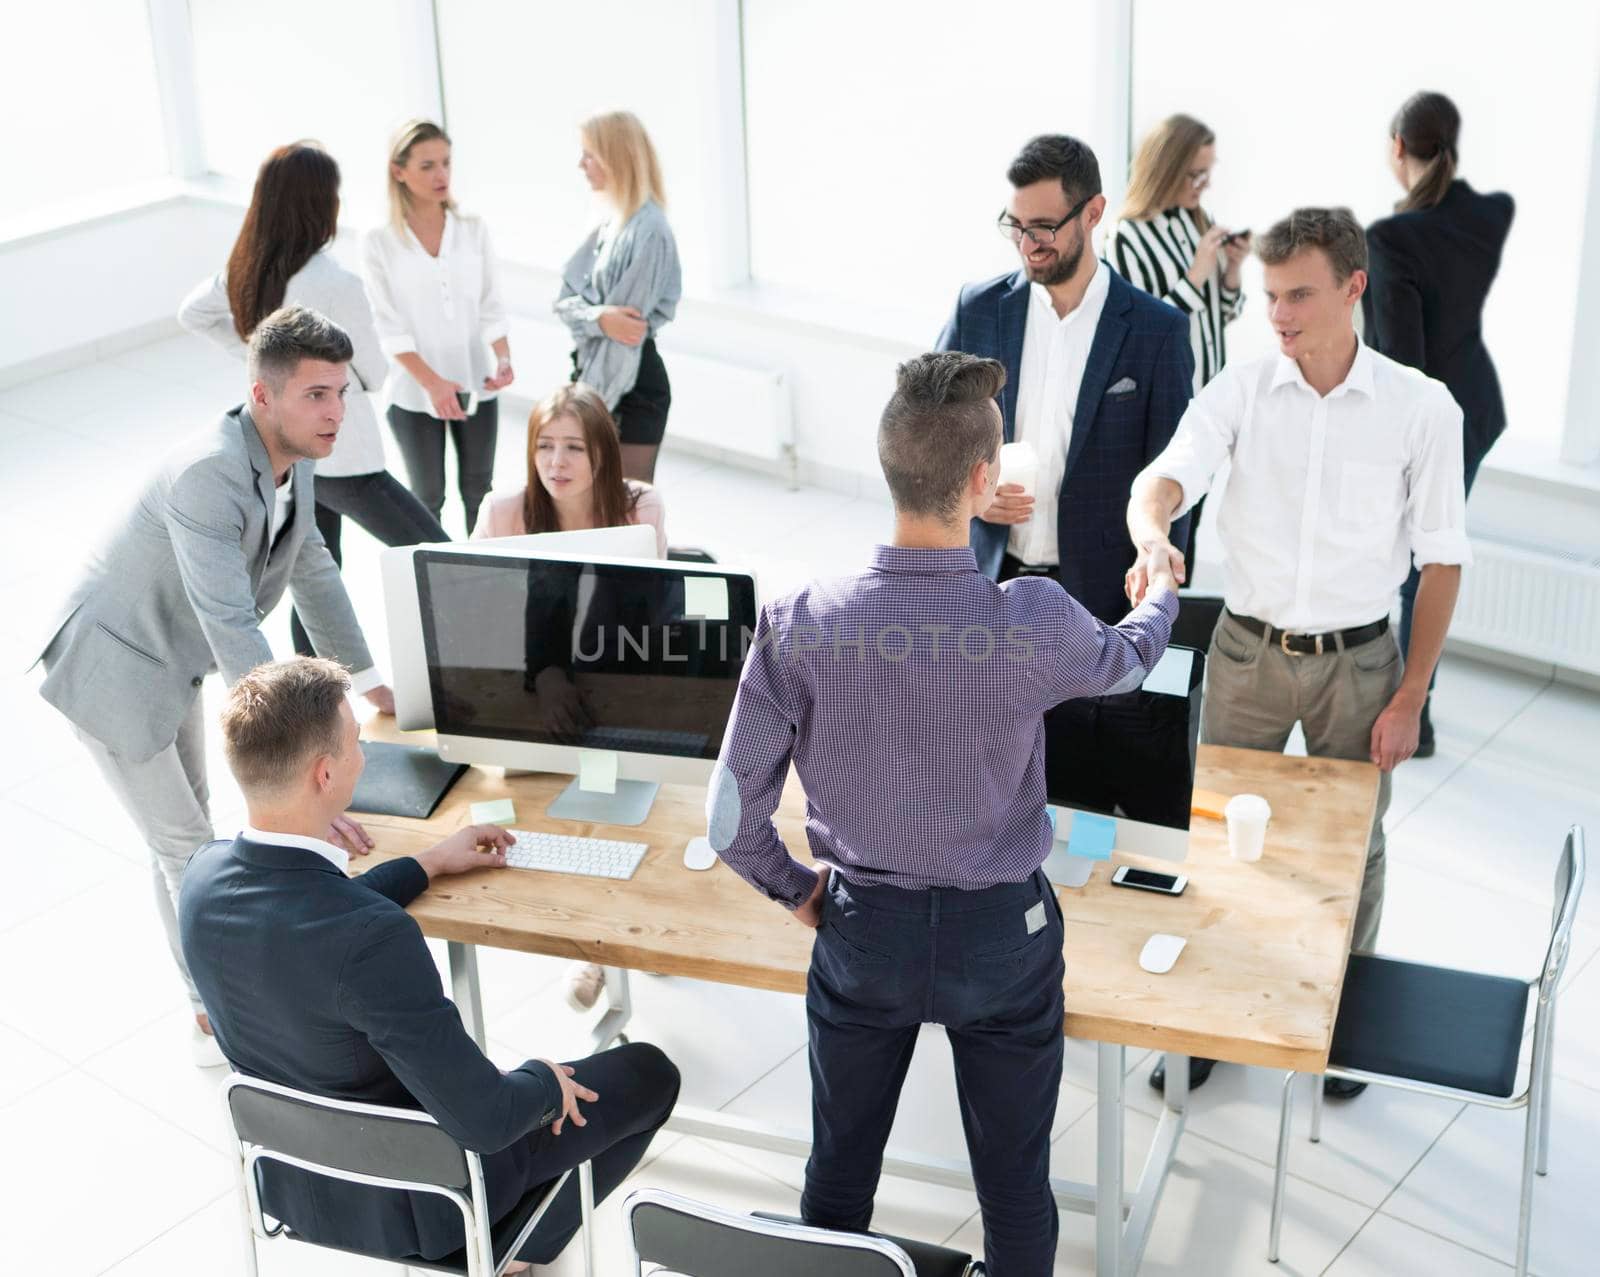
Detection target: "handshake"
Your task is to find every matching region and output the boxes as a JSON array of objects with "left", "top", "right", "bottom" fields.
[{"left": 1123, "top": 540, "right": 1186, "bottom": 607}]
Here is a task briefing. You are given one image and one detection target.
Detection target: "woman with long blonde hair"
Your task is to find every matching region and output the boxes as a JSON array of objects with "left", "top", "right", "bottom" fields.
[
  {"left": 1109, "top": 114, "right": 1250, "bottom": 586},
  {"left": 1110, "top": 114, "right": 1249, "bottom": 392},
  {"left": 363, "top": 119, "right": 514, "bottom": 535},
  {"left": 554, "top": 111, "right": 682, "bottom": 483}
]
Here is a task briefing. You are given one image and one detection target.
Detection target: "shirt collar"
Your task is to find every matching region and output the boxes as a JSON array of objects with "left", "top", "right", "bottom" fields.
[
  {"left": 1270, "top": 337, "right": 1376, "bottom": 400},
  {"left": 241, "top": 824, "right": 349, "bottom": 873},
  {"left": 1028, "top": 256, "right": 1107, "bottom": 326},
  {"left": 868, "top": 544, "right": 979, "bottom": 575}
]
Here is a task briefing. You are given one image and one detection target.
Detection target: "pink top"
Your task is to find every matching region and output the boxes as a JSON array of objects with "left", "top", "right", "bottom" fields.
[{"left": 472, "top": 481, "right": 668, "bottom": 557}]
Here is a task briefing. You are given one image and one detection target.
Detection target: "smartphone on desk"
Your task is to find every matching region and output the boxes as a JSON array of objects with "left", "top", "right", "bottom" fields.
[{"left": 1111, "top": 865, "right": 1188, "bottom": 896}]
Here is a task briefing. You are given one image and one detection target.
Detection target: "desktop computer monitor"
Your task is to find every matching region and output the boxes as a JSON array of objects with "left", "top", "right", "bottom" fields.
[
  {"left": 414, "top": 547, "right": 759, "bottom": 823},
  {"left": 1043, "top": 644, "right": 1205, "bottom": 880},
  {"left": 382, "top": 523, "right": 659, "bottom": 730}
]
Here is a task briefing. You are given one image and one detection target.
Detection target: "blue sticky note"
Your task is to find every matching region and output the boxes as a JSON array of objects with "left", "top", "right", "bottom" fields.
[{"left": 1067, "top": 811, "right": 1117, "bottom": 860}]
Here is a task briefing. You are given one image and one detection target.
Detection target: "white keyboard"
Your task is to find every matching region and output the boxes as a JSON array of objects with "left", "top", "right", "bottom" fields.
[{"left": 505, "top": 829, "right": 648, "bottom": 880}]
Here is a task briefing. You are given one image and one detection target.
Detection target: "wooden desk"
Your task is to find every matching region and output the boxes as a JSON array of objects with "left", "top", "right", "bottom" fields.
[{"left": 356, "top": 721, "right": 1377, "bottom": 1276}]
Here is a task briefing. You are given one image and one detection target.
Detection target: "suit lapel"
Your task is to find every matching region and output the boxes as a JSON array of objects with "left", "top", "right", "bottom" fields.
[
  {"left": 997, "top": 272, "right": 1029, "bottom": 441},
  {"left": 1063, "top": 272, "right": 1132, "bottom": 482}
]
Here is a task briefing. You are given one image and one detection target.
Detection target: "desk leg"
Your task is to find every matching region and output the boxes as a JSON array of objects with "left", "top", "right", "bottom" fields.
[
  {"left": 449, "top": 942, "right": 486, "bottom": 1051},
  {"left": 591, "top": 966, "right": 633, "bottom": 1052},
  {"left": 1097, "top": 1042, "right": 1125, "bottom": 1277}
]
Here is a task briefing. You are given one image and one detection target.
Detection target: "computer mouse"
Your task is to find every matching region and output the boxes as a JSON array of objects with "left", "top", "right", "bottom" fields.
[
  {"left": 682, "top": 837, "right": 718, "bottom": 872},
  {"left": 1138, "top": 933, "right": 1187, "bottom": 975}
]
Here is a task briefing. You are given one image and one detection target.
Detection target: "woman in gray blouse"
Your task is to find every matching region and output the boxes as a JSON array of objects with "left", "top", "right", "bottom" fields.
[{"left": 555, "top": 111, "right": 682, "bottom": 483}]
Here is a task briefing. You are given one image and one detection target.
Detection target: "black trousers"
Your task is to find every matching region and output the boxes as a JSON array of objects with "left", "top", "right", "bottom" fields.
[
  {"left": 504, "top": 1042, "right": 680, "bottom": 1264},
  {"left": 387, "top": 399, "right": 500, "bottom": 535},
  {"left": 803, "top": 871, "right": 1064, "bottom": 1277},
  {"left": 290, "top": 470, "right": 449, "bottom": 658},
  {"left": 572, "top": 338, "right": 672, "bottom": 446}
]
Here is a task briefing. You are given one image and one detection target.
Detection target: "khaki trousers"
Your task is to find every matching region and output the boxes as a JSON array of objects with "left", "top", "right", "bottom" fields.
[{"left": 1202, "top": 611, "right": 1402, "bottom": 952}]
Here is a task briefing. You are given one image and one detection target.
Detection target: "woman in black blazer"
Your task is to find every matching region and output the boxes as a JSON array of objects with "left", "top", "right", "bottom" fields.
[{"left": 1364, "top": 91, "right": 1513, "bottom": 755}]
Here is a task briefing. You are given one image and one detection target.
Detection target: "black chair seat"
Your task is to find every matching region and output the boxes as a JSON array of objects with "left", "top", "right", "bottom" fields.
[
  {"left": 752, "top": 1212, "right": 976, "bottom": 1277},
  {"left": 1330, "top": 954, "right": 1530, "bottom": 1097},
  {"left": 285, "top": 1175, "right": 563, "bottom": 1275}
]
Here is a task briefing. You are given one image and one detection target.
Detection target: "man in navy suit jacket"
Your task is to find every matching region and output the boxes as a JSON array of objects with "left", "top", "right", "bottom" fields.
[
  {"left": 937, "top": 134, "right": 1194, "bottom": 624},
  {"left": 179, "top": 658, "right": 679, "bottom": 1269}
]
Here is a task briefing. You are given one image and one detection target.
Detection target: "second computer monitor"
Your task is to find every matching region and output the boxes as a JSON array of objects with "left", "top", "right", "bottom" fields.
[
  {"left": 416, "top": 547, "right": 759, "bottom": 787},
  {"left": 1044, "top": 644, "right": 1205, "bottom": 863}
]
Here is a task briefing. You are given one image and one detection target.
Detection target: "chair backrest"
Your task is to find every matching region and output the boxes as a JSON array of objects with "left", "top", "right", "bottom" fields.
[
  {"left": 625, "top": 1189, "right": 916, "bottom": 1277},
  {"left": 1539, "top": 826, "right": 1587, "bottom": 1001},
  {"left": 223, "top": 1074, "right": 471, "bottom": 1192}
]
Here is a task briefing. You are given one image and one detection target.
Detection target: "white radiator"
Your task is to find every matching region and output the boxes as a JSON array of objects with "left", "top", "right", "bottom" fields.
[
  {"left": 506, "top": 317, "right": 794, "bottom": 482},
  {"left": 1452, "top": 536, "right": 1600, "bottom": 674}
]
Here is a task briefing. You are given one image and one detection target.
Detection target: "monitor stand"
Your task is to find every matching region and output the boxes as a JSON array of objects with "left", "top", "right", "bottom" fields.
[
  {"left": 1043, "top": 842, "right": 1097, "bottom": 889},
  {"left": 547, "top": 777, "right": 660, "bottom": 827}
]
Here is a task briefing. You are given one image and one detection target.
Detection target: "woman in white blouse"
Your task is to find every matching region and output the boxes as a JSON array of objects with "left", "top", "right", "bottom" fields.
[
  {"left": 364, "top": 120, "right": 514, "bottom": 535},
  {"left": 1108, "top": 114, "right": 1251, "bottom": 574},
  {"left": 178, "top": 141, "right": 448, "bottom": 657}
]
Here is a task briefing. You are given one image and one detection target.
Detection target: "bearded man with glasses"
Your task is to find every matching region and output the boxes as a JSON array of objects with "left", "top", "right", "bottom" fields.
[{"left": 936, "top": 133, "right": 1195, "bottom": 625}]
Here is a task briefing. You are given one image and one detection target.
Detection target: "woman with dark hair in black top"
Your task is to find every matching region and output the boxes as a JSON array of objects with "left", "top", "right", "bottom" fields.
[{"left": 1364, "top": 90, "right": 1513, "bottom": 756}]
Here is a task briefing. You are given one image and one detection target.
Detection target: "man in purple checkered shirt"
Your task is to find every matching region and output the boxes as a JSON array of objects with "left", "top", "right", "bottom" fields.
[{"left": 704, "top": 352, "right": 1179, "bottom": 1276}]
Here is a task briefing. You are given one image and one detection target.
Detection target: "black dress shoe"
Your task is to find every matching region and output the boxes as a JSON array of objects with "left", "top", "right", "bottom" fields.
[
  {"left": 1322, "top": 1076, "right": 1368, "bottom": 1099},
  {"left": 1148, "top": 1056, "right": 1216, "bottom": 1092}
]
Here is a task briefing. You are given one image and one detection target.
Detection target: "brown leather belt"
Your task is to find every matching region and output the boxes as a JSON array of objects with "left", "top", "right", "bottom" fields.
[{"left": 1225, "top": 610, "right": 1389, "bottom": 657}]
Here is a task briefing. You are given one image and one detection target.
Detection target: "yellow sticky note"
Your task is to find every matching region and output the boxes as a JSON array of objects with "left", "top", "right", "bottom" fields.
[
  {"left": 579, "top": 749, "right": 618, "bottom": 795},
  {"left": 683, "top": 576, "right": 730, "bottom": 621},
  {"left": 470, "top": 799, "right": 516, "bottom": 824}
]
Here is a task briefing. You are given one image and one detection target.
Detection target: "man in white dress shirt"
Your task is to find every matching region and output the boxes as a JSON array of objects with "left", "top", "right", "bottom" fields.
[{"left": 1126, "top": 207, "right": 1469, "bottom": 1097}]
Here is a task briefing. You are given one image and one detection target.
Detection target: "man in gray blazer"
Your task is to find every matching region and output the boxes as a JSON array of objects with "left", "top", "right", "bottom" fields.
[{"left": 35, "top": 305, "right": 395, "bottom": 1065}]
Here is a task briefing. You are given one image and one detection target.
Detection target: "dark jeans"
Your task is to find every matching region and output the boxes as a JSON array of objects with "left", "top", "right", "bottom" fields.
[
  {"left": 803, "top": 869, "right": 1065, "bottom": 1277},
  {"left": 290, "top": 470, "right": 449, "bottom": 658},
  {"left": 505, "top": 1042, "right": 680, "bottom": 1264},
  {"left": 1397, "top": 448, "right": 1486, "bottom": 704},
  {"left": 387, "top": 399, "right": 500, "bottom": 535}
]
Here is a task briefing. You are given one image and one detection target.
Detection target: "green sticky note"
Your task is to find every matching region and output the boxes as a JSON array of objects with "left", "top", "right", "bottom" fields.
[
  {"left": 579, "top": 749, "right": 618, "bottom": 795},
  {"left": 470, "top": 798, "right": 516, "bottom": 824},
  {"left": 1067, "top": 811, "right": 1117, "bottom": 860},
  {"left": 683, "top": 576, "right": 730, "bottom": 621}
]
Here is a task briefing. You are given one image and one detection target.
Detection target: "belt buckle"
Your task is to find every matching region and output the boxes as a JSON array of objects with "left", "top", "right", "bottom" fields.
[{"left": 1280, "top": 631, "right": 1325, "bottom": 656}]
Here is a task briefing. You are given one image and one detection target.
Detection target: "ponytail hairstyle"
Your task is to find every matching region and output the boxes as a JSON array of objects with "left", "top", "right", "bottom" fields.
[
  {"left": 225, "top": 142, "right": 341, "bottom": 340},
  {"left": 1391, "top": 91, "right": 1460, "bottom": 212}
]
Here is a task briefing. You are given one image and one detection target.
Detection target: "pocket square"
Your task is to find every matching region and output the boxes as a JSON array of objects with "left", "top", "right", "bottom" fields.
[{"left": 1106, "top": 377, "right": 1138, "bottom": 396}]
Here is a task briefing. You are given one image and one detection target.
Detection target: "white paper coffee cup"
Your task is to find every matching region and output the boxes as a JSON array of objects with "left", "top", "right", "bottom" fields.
[
  {"left": 998, "top": 440, "right": 1038, "bottom": 497},
  {"left": 1225, "top": 794, "right": 1271, "bottom": 862}
]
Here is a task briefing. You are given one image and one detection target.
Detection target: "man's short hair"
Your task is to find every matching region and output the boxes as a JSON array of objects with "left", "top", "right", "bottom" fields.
[
  {"left": 878, "top": 352, "right": 1006, "bottom": 521},
  {"left": 1255, "top": 207, "right": 1368, "bottom": 281},
  {"left": 1007, "top": 134, "right": 1102, "bottom": 206},
  {"left": 247, "top": 305, "right": 353, "bottom": 391},
  {"left": 220, "top": 658, "right": 351, "bottom": 797}
]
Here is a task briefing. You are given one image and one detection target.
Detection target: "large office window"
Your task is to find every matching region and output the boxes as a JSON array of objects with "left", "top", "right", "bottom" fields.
[
  {"left": 2, "top": 2, "right": 167, "bottom": 223},
  {"left": 1131, "top": 0, "right": 1600, "bottom": 450},
  {"left": 187, "top": 0, "right": 432, "bottom": 225},
  {"left": 743, "top": 0, "right": 1123, "bottom": 321},
  {"left": 435, "top": 1, "right": 729, "bottom": 287}
]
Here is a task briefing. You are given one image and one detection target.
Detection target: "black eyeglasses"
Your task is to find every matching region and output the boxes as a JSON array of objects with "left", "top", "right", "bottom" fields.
[{"left": 997, "top": 193, "right": 1093, "bottom": 245}]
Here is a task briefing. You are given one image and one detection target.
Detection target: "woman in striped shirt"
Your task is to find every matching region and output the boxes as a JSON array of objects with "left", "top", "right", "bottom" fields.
[{"left": 1108, "top": 114, "right": 1251, "bottom": 575}]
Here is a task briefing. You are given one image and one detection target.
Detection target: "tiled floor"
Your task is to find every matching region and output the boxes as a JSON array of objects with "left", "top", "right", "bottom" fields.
[{"left": 2, "top": 331, "right": 1598, "bottom": 1275}]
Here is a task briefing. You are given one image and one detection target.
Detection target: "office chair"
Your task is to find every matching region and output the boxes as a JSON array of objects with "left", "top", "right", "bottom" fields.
[
  {"left": 222, "top": 1074, "right": 595, "bottom": 1277},
  {"left": 1268, "top": 825, "right": 1586, "bottom": 1276},
  {"left": 626, "top": 1188, "right": 985, "bottom": 1276}
]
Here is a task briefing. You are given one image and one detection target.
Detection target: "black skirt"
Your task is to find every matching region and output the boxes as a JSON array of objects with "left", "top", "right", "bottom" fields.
[{"left": 570, "top": 338, "right": 672, "bottom": 446}]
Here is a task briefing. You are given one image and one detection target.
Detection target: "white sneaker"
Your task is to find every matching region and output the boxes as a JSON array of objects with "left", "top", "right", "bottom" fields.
[
  {"left": 565, "top": 962, "right": 606, "bottom": 1012},
  {"left": 191, "top": 1024, "right": 227, "bottom": 1069}
]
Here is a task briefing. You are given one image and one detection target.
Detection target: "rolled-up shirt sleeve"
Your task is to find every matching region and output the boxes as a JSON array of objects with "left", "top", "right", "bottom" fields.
[
  {"left": 1144, "top": 366, "right": 1242, "bottom": 517},
  {"left": 1406, "top": 386, "right": 1474, "bottom": 568},
  {"left": 706, "top": 606, "right": 820, "bottom": 908}
]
